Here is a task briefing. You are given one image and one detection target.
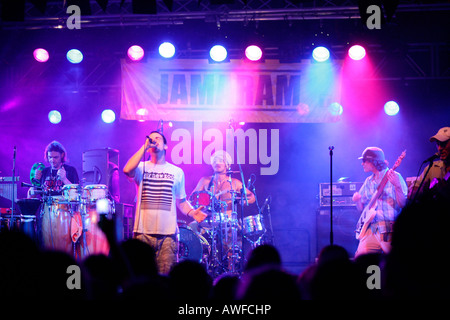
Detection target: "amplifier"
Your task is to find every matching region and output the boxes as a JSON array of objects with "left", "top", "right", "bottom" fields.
[{"left": 319, "top": 182, "right": 363, "bottom": 207}]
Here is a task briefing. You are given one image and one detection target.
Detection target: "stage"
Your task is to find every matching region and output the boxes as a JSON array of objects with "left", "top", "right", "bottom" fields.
[{"left": 0, "top": 0, "right": 449, "bottom": 300}]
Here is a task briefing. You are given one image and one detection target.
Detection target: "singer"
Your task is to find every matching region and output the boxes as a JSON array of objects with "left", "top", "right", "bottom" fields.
[
  {"left": 123, "top": 130, "right": 207, "bottom": 274},
  {"left": 410, "top": 126, "right": 450, "bottom": 197},
  {"left": 28, "top": 140, "right": 79, "bottom": 197}
]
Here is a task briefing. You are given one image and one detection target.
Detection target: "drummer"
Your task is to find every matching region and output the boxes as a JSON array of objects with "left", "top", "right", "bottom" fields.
[
  {"left": 28, "top": 140, "right": 79, "bottom": 197},
  {"left": 190, "top": 150, "right": 256, "bottom": 220}
]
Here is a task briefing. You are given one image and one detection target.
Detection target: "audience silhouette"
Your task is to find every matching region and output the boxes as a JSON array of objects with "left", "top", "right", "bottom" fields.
[{"left": 1, "top": 179, "right": 448, "bottom": 300}]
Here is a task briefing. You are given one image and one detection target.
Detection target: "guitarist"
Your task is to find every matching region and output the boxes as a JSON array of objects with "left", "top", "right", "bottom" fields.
[
  {"left": 352, "top": 147, "right": 408, "bottom": 257},
  {"left": 410, "top": 126, "right": 450, "bottom": 198}
]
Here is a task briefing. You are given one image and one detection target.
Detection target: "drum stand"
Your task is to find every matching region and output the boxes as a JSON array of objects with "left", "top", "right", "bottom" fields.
[
  {"left": 226, "top": 189, "right": 242, "bottom": 275},
  {"left": 79, "top": 200, "right": 88, "bottom": 259}
]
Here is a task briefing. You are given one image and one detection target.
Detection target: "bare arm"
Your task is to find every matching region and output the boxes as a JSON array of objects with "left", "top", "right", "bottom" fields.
[
  {"left": 387, "top": 169, "right": 407, "bottom": 208},
  {"left": 177, "top": 198, "right": 207, "bottom": 223},
  {"left": 123, "top": 142, "right": 149, "bottom": 177},
  {"left": 352, "top": 192, "right": 362, "bottom": 211}
]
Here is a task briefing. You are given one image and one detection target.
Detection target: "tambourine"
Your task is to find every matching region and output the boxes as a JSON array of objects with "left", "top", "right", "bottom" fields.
[{"left": 30, "top": 162, "right": 45, "bottom": 186}]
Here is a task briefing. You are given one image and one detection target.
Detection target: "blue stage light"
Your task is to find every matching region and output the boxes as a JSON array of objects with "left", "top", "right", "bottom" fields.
[
  {"left": 210, "top": 45, "right": 227, "bottom": 62},
  {"left": 66, "top": 49, "right": 83, "bottom": 64},
  {"left": 312, "top": 46, "right": 330, "bottom": 62}
]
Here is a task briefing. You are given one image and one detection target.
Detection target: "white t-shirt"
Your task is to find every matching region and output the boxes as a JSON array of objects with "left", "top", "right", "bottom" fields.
[{"left": 132, "top": 161, "right": 186, "bottom": 235}]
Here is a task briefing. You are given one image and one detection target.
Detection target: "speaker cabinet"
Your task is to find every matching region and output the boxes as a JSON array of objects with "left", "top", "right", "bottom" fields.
[
  {"left": 316, "top": 207, "right": 359, "bottom": 258},
  {"left": 113, "top": 202, "right": 134, "bottom": 242},
  {"left": 82, "top": 148, "right": 120, "bottom": 202}
]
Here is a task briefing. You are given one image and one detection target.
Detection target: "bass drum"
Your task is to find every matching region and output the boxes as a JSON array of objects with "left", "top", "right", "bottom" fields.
[{"left": 178, "top": 226, "right": 210, "bottom": 264}]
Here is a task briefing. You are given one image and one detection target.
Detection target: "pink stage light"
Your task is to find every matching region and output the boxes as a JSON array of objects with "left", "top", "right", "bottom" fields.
[
  {"left": 127, "top": 45, "right": 145, "bottom": 61},
  {"left": 348, "top": 45, "right": 366, "bottom": 61},
  {"left": 33, "top": 48, "right": 49, "bottom": 62},
  {"left": 245, "top": 45, "right": 263, "bottom": 61}
]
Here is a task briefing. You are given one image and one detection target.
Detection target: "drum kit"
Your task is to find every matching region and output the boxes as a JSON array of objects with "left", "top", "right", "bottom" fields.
[
  {"left": 178, "top": 173, "right": 273, "bottom": 278},
  {"left": 2, "top": 182, "right": 112, "bottom": 261}
]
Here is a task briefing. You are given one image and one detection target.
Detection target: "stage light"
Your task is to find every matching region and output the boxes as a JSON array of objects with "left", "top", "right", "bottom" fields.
[
  {"left": 245, "top": 45, "right": 263, "bottom": 61},
  {"left": 297, "top": 103, "right": 310, "bottom": 116},
  {"left": 136, "top": 107, "right": 148, "bottom": 122},
  {"left": 33, "top": 48, "right": 49, "bottom": 62},
  {"left": 96, "top": 198, "right": 110, "bottom": 214},
  {"left": 348, "top": 45, "right": 366, "bottom": 60},
  {"left": 329, "top": 102, "right": 343, "bottom": 116},
  {"left": 159, "top": 42, "right": 175, "bottom": 58},
  {"left": 127, "top": 45, "right": 144, "bottom": 61},
  {"left": 209, "top": 45, "right": 227, "bottom": 62},
  {"left": 312, "top": 46, "right": 330, "bottom": 62},
  {"left": 101, "top": 109, "right": 116, "bottom": 123},
  {"left": 66, "top": 49, "right": 83, "bottom": 64},
  {"left": 384, "top": 101, "right": 399, "bottom": 116},
  {"left": 48, "top": 110, "right": 62, "bottom": 124}
]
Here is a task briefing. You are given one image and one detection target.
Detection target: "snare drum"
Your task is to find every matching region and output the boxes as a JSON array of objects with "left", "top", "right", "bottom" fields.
[
  {"left": 190, "top": 191, "right": 215, "bottom": 212},
  {"left": 84, "top": 184, "right": 108, "bottom": 205},
  {"left": 62, "top": 184, "right": 82, "bottom": 202},
  {"left": 178, "top": 226, "right": 210, "bottom": 263},
  {"left": 243, "top": 215, "right": 265, "bottom": 237}
]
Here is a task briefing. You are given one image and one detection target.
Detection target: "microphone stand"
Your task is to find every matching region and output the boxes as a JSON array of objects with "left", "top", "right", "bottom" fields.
[
  {"left": 411, "top": 158, "right": 434, "bottom": 203},
  {"left": 329, "top": 146, "right": 334, "bottom": 246},
  {"left": 228, "top": 119, "right": 248, "bottom": 274},
  {"left": 262, "top": 196, "right": 274, "bottom": 245},
  {"left": 10, "top": 146, "right": 17, "bottom": 229}
]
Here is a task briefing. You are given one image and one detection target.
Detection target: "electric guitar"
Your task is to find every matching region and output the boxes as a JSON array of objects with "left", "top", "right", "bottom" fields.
[{"left": 355, "top": 150, "right": 406, "bottom": 240}]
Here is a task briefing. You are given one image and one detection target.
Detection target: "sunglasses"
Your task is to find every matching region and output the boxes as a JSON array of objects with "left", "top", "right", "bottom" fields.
[{"left": 436, "top": 140, "right": 449, "bottom": 148}]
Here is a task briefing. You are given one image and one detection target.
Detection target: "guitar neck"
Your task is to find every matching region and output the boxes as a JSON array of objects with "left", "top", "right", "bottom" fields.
[{"left": 367, "top": 169, "right": 390, "bottom": 210}]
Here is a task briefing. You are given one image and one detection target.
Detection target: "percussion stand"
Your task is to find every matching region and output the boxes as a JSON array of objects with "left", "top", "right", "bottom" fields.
[
  {"left": 9, "top": 146, "right": 17, "bottom": 229},
  {"left": 329, "top": 146, "right": 334, "bottom": 246},
  {"left": 208, "top": 182, "right": 223, "bottom": 277},
  {"left": 214, "top": 201, "right": 228, "bottom": 277},
  {"left": 79, "top": 199, "right": 89, "bottom": 260},
  {"left": 229, "top": 188, "right": 240, "bottom": 274}
]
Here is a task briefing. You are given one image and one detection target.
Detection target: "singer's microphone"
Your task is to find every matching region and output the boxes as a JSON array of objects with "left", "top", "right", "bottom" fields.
[
  {"left": 247, "top": 174, "right": 255, "bottom": 191},
  {"left": 422, "top": 153, "right": 439, "bottom": 163},
  {"left": 146, "top": 136, "right": 155, "bottom": 145},
  {"left": 261, "top": 195, "right": 272, "bottom": 211}
]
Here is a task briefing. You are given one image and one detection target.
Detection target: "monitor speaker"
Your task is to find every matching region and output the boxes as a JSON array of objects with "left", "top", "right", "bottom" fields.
[
  {"left": 82, "top": 148, "right": 120, "bottom": 202},
  {"left": 316, "top": 207, "right": 359, "bottom": 258}
]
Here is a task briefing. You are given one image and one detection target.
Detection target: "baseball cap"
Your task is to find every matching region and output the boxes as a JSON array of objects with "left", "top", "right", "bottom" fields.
[
  {"left": 358, "top": 147, "right": 385, "bottom": 162},
  {"left": 430, "top": 127, "right": 450, "bottom": 143}
]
